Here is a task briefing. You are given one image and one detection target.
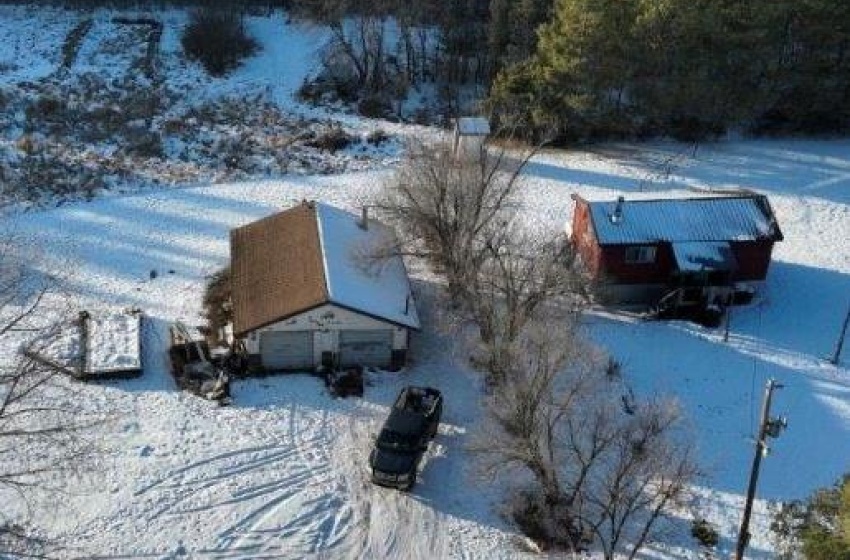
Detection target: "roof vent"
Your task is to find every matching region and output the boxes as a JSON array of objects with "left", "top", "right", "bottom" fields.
[
  {"left": 358, "top": 206, "right": 369, "bottom": 230},
  {"left": 610, "top": 196, "right": 625, "bottom": 224}
]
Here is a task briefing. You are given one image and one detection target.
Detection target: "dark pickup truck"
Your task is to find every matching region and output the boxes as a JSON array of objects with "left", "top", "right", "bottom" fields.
[{"left": 369, "top": 386, "right": 443, "bottom": 490}]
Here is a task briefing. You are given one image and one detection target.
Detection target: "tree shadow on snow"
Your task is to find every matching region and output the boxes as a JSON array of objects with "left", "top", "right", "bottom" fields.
[
  {"left": 586, "top": 139, "right": 850, "bottom": 205},
  {"left": 589, "top": 261, "right": 850, "bottom": 502}
]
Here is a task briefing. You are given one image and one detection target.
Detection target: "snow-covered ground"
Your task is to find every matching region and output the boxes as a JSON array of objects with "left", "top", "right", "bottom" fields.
[{"left": 1, "top": 6, "right": 849, "bottom": 559}]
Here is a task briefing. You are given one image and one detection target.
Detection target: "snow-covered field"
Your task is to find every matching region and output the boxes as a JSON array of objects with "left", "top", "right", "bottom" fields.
[{"left": 2, "top": 6, "right": 850, "bottom": 559}]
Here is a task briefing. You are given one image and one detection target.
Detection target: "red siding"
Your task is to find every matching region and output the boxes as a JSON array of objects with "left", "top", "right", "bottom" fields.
[
  {"left": 570, "top": 198, "right": 777, "bottom": 286},
  {"left": 571, "top": 199, "right": 603, "bottom": 277},
  {"left": 599, "top": 243, "right": 675, "bottom": 284},
  {"left": 730, "top": 240, "right": 776, "bottom": 281}
]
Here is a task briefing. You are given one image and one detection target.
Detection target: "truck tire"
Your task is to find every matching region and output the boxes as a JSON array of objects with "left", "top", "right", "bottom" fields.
[{"left": 403, "top": 472, "right": 417, "bottom": 491}]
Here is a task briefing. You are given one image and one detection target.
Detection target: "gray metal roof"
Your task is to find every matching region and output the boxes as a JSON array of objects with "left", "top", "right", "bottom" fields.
[
  {"left": 671, "top": 242, "right": 738, "bottom": 272},
  {"left": 587, "top": 195, "right": 782, "bottom": 245}
]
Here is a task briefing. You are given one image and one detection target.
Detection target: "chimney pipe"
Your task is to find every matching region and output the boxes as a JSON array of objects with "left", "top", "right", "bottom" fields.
[
  {"left": 611, "top": 196, "right": 625, "bottom": 224},
  {"left": 359, "top": 206, "right": 369, "bottom": 230}
]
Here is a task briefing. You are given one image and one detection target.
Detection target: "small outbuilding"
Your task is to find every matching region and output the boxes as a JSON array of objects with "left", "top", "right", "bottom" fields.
[
  {"left": 452, "top": 116, "right": 490, "bottom": 158},
  {"left": 230, "top": 201, "right": 419, "bottom": 372},
  {"left": 570, "top": 193, "right": 784, "bottom": 306}
]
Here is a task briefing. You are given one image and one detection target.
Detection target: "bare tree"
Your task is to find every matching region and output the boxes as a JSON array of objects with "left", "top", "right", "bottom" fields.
[
  {"left": 468, "top": 227, "right": 590, "bottom": 382},
  {"left": 474, "top": 316, "right": 697, "bottom": 558},
  {"left": 0, "top": 233, "right": 101, "bottom": 557},
  {"left": 373, "top": 134, "right": 531, "bottom": 306}
]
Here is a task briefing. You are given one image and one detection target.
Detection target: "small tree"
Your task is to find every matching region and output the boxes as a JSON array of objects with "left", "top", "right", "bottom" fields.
[
  {"left": 182, "top": 8, "right": 259, "bottom": 77},
  {"left": 771, "top": 475, "right": 850, "bottom": 560}
]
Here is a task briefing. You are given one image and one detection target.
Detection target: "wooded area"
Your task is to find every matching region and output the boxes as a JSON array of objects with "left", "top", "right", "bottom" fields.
[
  {"left": 302, "top": 0, "right": 850, "bottom": 140},
  {"left": 11, "top": 0, "right": 848, "bottom": 140}
]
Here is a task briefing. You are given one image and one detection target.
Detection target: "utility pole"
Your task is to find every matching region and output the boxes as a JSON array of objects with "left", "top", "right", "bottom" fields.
[
  {"left": 735, "top": 379, "right": 787, "bottom": 560},
  {"left": 830, "top": 303, "right": 850, "bottom": 365}
]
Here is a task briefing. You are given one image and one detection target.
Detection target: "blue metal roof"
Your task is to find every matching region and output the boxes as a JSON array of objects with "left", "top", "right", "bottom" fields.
[{"left": 587, "top": 195, "right": 782, "bottom": 245}]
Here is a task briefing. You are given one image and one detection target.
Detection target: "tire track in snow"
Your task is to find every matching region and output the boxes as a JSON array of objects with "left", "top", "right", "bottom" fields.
[
  {"left": 330, "top": 403, "right": 450, "bottom": 560},
  {"left": 204, "top": 404, "right": 353, "bottom": 559}
]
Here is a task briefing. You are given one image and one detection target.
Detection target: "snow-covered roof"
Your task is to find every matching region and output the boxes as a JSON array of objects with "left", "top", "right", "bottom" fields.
[
  {"left": 671, "top": 242, "right": 737, "bottom": 272},
  {"left": 86, "top": 313, "right": 142, "bottom": 373},
  {"left": 316, "top": 203, "right": 419, "bottom": 329},
  {"left": 455, "top": 117, "right": 490, "bottom": 136},
  {"left": 231, "top": 201, "right": 419, "bottom": 335},
  {"left": 584, "top": 195, "right": 783, "bottom": 245}
]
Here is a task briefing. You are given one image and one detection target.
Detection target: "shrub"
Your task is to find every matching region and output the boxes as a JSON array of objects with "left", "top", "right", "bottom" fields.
[
  {"left": 121, "top": 128, "right": 163, "bottom": 158},
  {"left": 306, "top": 126, "right": 353, "bottom": 153},
  {"left": 203, "top": 266, "right": 232, "bottom": 345},
  {"left": 181, "top": 9, "right": 259, "bottom": 77},
  {"left": 366, "top": 129, "right": 389, "bottom": 146},
  {"left": 296, "top": 75, "right": 358, "bottom": 105},
  {"left": 508, "top": 490, "right": 584, "bottom": 552},
  {"left": 357, "top": 94, "right": 393, "bottom": 119},
  {"left": 691, "top": 518, "right": 719, "bottom": 548},
  {"left": 26, "top": 95, "right": 64, "bottom": 122},
  {"left": 771, "top": 475, "right": 850, "bottom": 560},
  {"left": 15, "top": 134, "right": 39, "bottom": 155}
]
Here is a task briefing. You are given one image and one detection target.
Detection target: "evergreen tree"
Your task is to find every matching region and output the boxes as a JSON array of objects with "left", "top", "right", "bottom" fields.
[
  {"left": 491, "top": 0, "right": 639, "bottom": 140},
  {"left": 756, "top": 0, "right": 850, "bottom": 133}
]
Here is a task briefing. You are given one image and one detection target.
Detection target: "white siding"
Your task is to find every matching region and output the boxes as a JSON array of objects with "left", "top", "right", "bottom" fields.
[{"left": 242, "top": 304, "right": 409, "bottom": 368}]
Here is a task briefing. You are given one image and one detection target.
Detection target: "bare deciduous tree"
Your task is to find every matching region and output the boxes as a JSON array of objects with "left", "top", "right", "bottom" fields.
[
  {"left": 373, "top": 135, "right": 531, "bottom": 305},
  {"left": 474, "top": 316, "right": 697, "bottom": 558},
  {"left": 469, "top": 227, "right": 590, "bottom": 382},
  {"left": 373, "top": 131, "right": 587, "bottom": 382},
  {"left": 0, "top": 234, "right": 100, "bottom": 557}
]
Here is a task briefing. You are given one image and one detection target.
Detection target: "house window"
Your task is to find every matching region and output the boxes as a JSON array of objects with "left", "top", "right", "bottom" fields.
[{"left": 625, "top": 245, "right": 657, "bottom": 264}]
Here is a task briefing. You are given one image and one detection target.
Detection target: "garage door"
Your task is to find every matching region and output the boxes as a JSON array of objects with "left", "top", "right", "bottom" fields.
[
  {"left": 339, "top": 330, "right": 393, "bottom": 368},
  {"left": 260, "top": 331, "right": 314, "bottom": 370}
]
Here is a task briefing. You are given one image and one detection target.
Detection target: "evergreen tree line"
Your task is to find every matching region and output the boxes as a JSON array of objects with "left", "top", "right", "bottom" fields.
[{"left": 489, "top": 0, "right": 850, "bottom": 141}]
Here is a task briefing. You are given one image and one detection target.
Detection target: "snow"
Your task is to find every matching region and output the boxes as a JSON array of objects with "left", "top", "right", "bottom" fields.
[
  {"left": 86, "top": 312, "right": 141, "bottom": 373},
  {"left": 1, "top": 6, "right": 849, "bottom": 560},
  {"left": 30, "top": 320, "right": 81, "bottom": 371},
  {"left": 587, "top": 195, "right": 779, "bottom": 244},
  {"left": 0, "top": 5, "right": 75, "bottom": 81},
  {"left": 671, "top": 241, "right": 736, "bottom": 272},
  {"left": 317, "top": 202, "right": 420, "bottom": 329}
]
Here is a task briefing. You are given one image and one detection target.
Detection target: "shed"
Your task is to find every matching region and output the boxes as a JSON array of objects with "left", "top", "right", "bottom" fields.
[
  {"left": 230, "top": 201, "right": 419, "bottom": 372},
  {"left": 570, "top": 193, "right": 783, "bottom": 306},
  {"left": 452, "top": 117, "right": 490, "bottom": 157}
]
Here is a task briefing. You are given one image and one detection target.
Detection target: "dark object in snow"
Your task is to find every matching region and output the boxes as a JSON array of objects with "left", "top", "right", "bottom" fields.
[
  {"left": 168, "top": 322, "right": 231, "bottom": 404},
  {"left": 655, "top": 292, "right": 725, "bottom": 328},
  {"left": 325, "top": 365, "right": 364, "bottom": 398},
  {"left": 369, "top": 386, "right": 442, "bottom": 491},
  {"left": 149, "top": 269, "right": 158, "bottom": 280}
]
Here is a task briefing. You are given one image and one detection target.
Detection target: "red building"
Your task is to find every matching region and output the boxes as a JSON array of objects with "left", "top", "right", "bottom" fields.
[{"left": 570, "top": 193, "right": 783, "bottom": 307}]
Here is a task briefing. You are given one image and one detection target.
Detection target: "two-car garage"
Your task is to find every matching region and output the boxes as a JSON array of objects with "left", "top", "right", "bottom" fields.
[
  {"left": 259, "top": 328, "right": 395, "bottom": 371},
  {"left": 230, "top": 201, "right": 420, "bottom": 375}
]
